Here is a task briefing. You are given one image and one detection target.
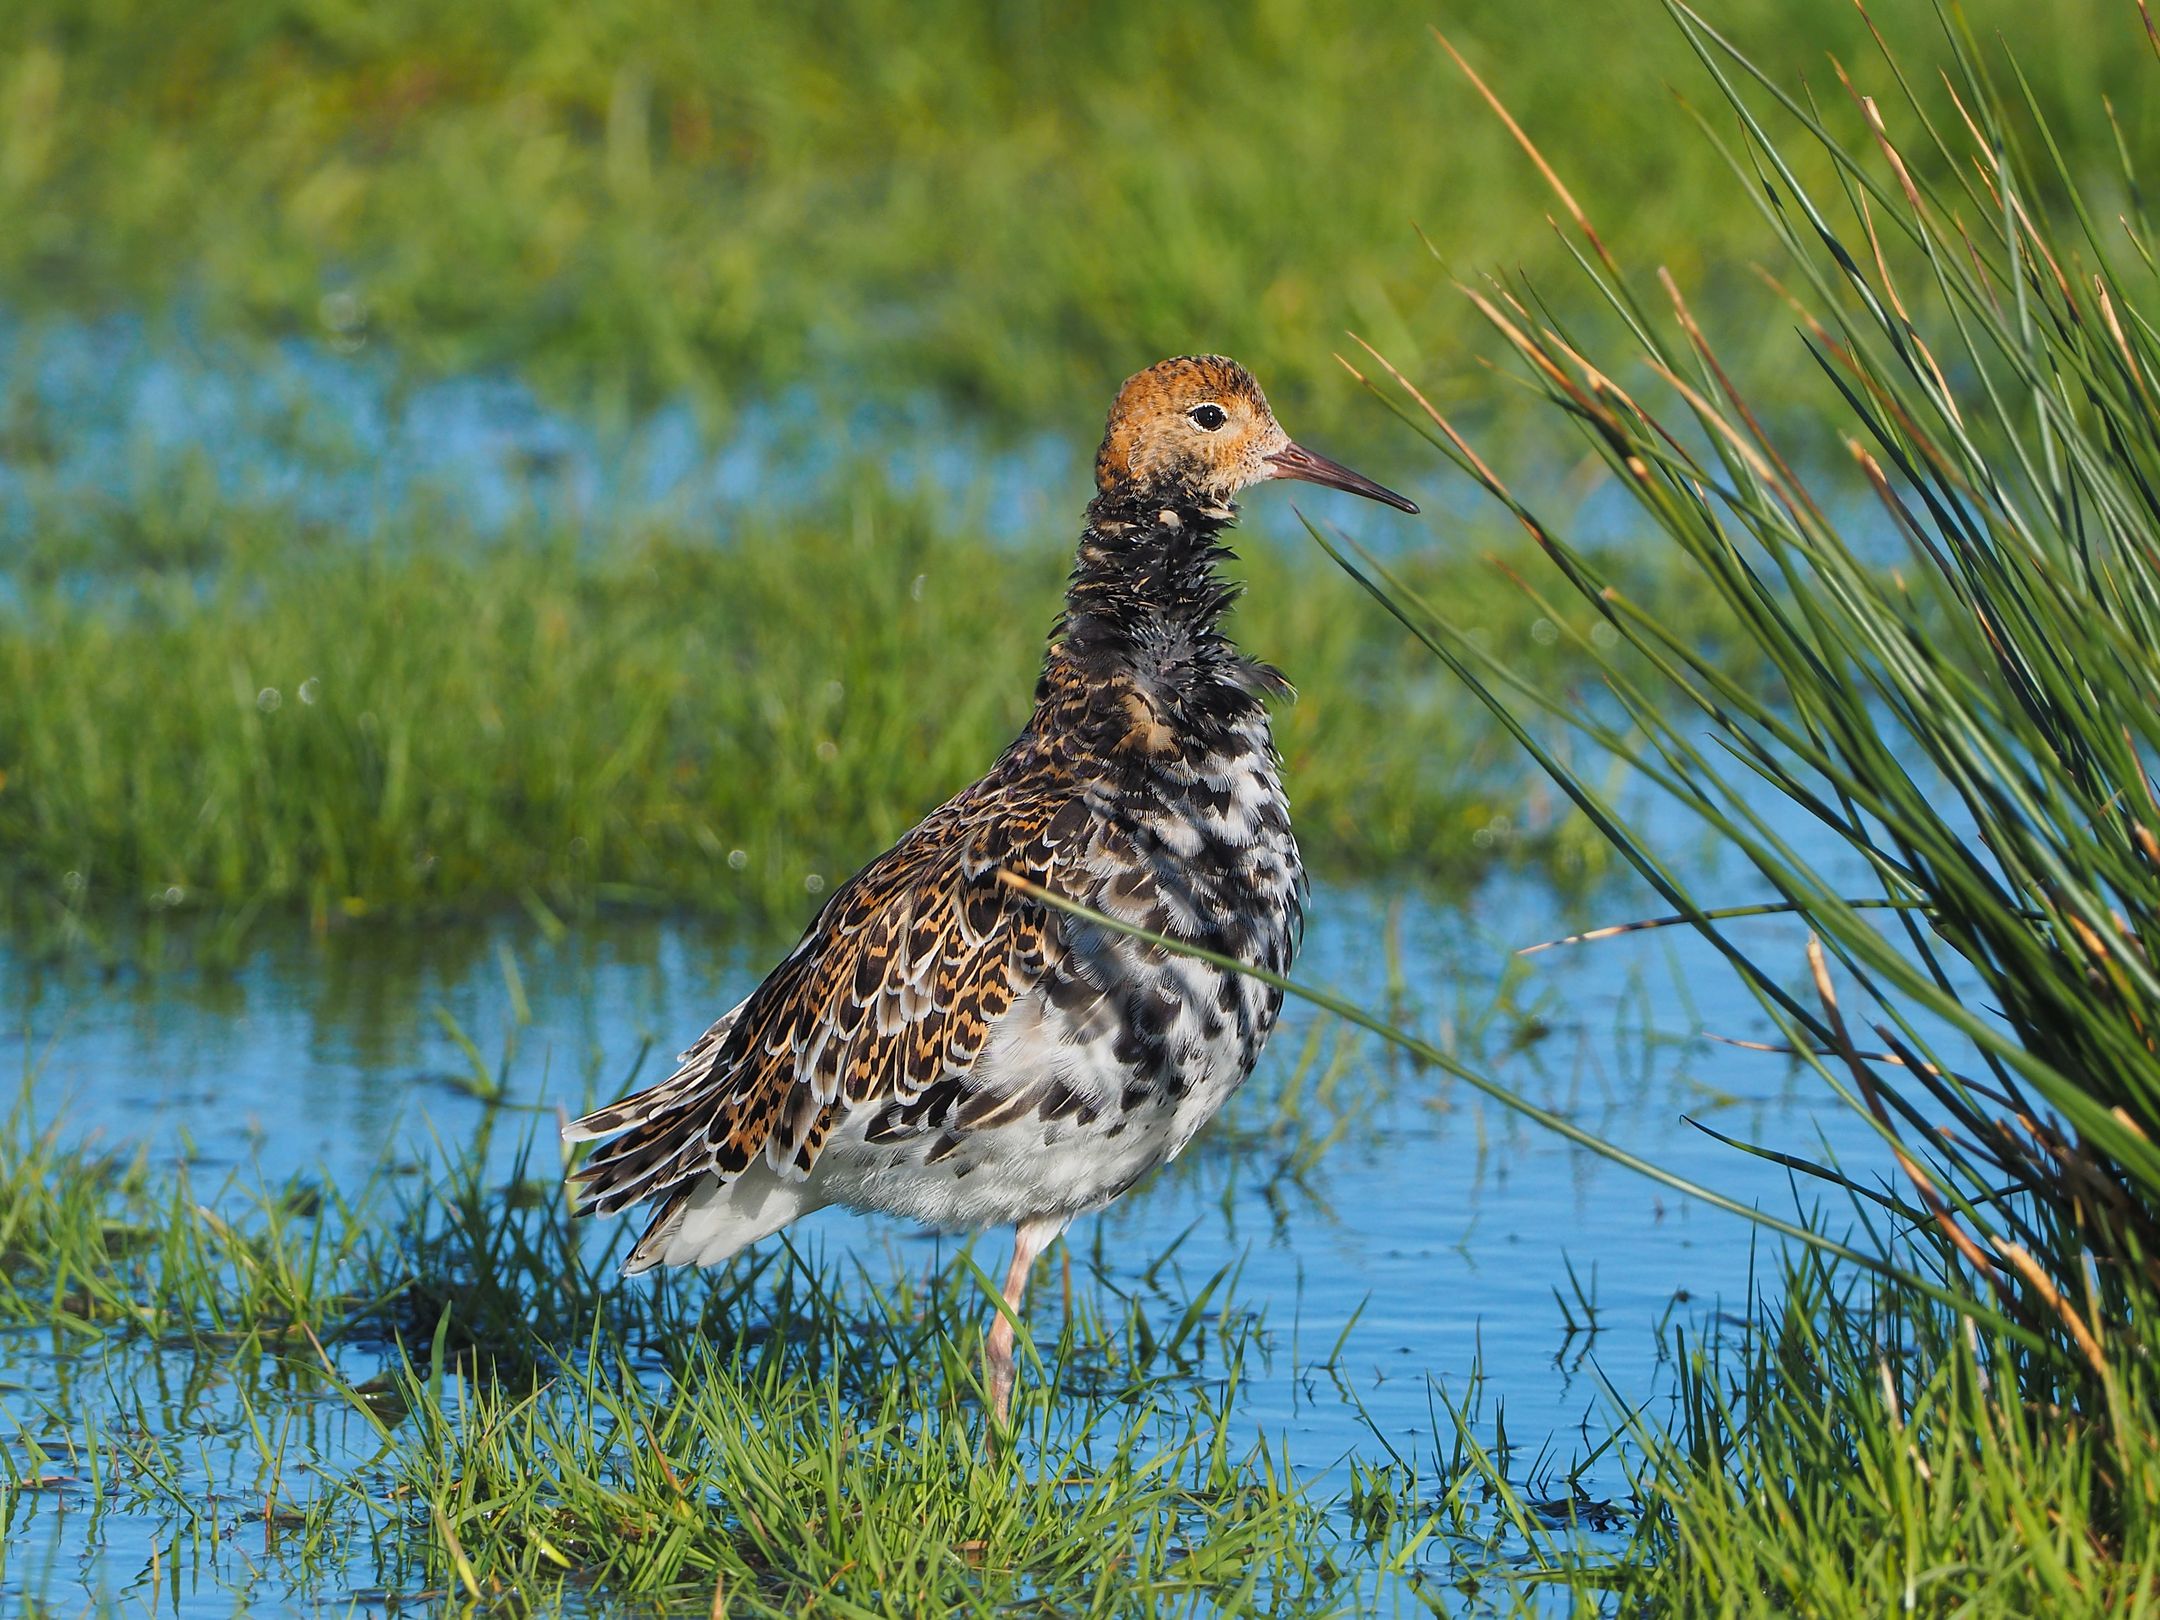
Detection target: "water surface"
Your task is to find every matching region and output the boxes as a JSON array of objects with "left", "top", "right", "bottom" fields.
[{"left": 3, "top": 850, "right": 1905, "bottom": 1614}]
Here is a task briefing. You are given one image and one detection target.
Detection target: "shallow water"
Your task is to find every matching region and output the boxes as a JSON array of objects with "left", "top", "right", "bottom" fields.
[
  {"left": 1, "top": 842, "right": 1910, "bottom": 1614},
  {"left": 0, "top": 309, "right": 1478, "bottom": 558}
]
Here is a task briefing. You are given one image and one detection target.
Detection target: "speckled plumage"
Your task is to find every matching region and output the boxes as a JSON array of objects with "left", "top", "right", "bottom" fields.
[{"left": 564, "top": 356, "right": 1414, "bottom": 1417}]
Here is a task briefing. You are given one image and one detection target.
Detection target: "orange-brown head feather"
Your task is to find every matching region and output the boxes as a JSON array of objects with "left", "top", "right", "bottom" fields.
[{"left": 1092, "top": 355, "right": 1417, "bottom": 514}]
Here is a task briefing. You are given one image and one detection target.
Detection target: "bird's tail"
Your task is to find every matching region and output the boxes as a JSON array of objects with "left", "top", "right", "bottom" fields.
[
  {"left": 562, "top": 993, "right": 828, "bottom": 1271},
  {"left": 561, "top": 994, "right": 751, "bottom": 1148},
  {"left": 622, "top": 1163, "right": 827, "bottom": 1274}
]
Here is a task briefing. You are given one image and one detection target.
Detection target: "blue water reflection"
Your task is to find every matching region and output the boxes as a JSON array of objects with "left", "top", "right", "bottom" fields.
[{"left": 3, "top": 841, "right": 1917, "bottom": 1612}]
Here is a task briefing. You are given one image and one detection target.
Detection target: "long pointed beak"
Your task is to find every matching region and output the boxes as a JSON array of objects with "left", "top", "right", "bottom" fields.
[{"left": 1265, "top": 442, "right": 1419, "bottom": 513}]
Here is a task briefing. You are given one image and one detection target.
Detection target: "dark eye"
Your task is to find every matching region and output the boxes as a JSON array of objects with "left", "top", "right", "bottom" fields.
[{"left": 1188, "top": 403, "right": 1228, "bottom": 432}]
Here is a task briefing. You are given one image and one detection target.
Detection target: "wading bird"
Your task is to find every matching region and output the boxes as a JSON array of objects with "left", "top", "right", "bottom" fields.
[{"left": 564, "top": 357, "right": 1416, "bottom": 1420}]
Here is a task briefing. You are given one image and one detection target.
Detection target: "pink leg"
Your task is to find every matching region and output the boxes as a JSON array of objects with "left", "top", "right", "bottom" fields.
[{"left": 985, "top": 1216, "right": 1063, "bottom": 1425}]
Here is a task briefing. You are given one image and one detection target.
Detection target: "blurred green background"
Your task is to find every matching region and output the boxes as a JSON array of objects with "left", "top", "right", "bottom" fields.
[
  {"left": 7, "top": 0, "right": 2147, "bottom": 425},
  {"left": 0, "top": 0, "right": 2150, "bottom": 931}
]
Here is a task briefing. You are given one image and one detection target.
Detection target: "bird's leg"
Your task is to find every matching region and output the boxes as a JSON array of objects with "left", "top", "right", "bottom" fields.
[{"left": 985, "top": 1216, "right": 1061, "bottom": 1427}]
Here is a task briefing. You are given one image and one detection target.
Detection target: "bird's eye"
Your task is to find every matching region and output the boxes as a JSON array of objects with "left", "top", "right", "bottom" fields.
[{"left": 1188, "top": 403, "right": 1228, "bottom": 432}]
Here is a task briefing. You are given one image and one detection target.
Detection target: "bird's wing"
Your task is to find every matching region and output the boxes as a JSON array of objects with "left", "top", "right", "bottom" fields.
[{"left": 564, "top": 753, "right": 1096, "bottom": 1217}]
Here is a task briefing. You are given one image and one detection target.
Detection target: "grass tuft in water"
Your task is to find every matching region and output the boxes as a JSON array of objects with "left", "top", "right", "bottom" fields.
[
  {"left": 378, "top": 1274, "right": 1347, "bottom": 1614},
  {"left": 1, "top": 1085, "right": 1467, "bottom": 1615},
  {"left": 1629, "top": 1256, "right": 2160, "bottom": 1614}
]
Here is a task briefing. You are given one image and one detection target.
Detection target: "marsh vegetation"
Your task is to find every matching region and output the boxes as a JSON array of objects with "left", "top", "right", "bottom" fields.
[{"left": 6, "top": 0, "right": 2160, "bottom": 1614}]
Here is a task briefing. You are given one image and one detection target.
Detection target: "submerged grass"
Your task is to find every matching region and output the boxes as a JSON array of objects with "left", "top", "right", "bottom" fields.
[
  {"left": 0, "top": 480, "right": 1747, "bottom": 937},
  {"left": 1632, "top": 1259, "right": 2160, "bottom": 1615},
  {"left": 384, "top": 1278, "right": 1344, "bottom": 1615},
  {"left": 0, "top": 1077, "right": 1454, "bottom": 1616},
  {"left": 1435, "top": 1245, "right": 2160, "bottom": 1616}
]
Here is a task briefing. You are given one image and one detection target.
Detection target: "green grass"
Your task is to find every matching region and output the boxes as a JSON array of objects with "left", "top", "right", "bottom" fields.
[
  {"left": 379, "top": 1273, "right": 1350, "bottom": 1615},
  {"left": 1631, "top": 1259, "right": 2160, "bottom": 1615},
  {"left": 0, "top": 480, "right": 1751, "bottom": 935},
  {"left": 1439, "top": 1243, "right": 2160, "bottom": 1617},
  {"left": 0, "top": 0, "right": 2149, "bottom": 436},
  {"left": 0, "top": 1077, "right": 1458, "bottom": 1616}
]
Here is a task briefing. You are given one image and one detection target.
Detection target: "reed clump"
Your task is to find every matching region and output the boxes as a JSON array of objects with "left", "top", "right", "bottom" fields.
[{"left": 1338, "top": 3, "right": 2160, "bottom": 1606}]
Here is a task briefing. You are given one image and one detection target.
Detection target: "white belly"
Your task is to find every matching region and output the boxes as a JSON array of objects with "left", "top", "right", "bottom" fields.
[{"left": 808, "top": 952, "right": 1271, "bottom": 1232}]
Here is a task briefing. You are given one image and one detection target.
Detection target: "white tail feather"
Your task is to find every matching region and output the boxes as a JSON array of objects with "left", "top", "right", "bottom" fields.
[{"left": 622, "top": 1162, "right": 826, "bottom": 1275}]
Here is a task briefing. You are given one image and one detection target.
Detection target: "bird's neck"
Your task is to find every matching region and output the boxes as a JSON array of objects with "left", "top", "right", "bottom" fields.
[
  {"left": 1056, "top": 486, "right": 1242, "bottom": 676},
  {"left": 1035, "top": 487, "right": 1285, "bottom": 751}
]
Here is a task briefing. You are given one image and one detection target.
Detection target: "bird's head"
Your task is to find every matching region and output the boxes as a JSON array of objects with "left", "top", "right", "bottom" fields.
[{"left": 1092, "top": 355, "right": 1417, "bottom": 515}]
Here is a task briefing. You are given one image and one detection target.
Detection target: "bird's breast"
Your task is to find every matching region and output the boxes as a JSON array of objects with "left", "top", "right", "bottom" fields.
[
  {"left": 819, "top": 713, "right": 1303, "bottom": 1231},
  {"left": 1096, "top": 709, "right": 1299, "bottom": 939}
]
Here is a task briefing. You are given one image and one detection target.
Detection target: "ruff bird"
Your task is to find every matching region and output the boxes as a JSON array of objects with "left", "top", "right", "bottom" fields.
[{"left": 564, "top": 356, "right": 1417, "bottom": 1420}]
